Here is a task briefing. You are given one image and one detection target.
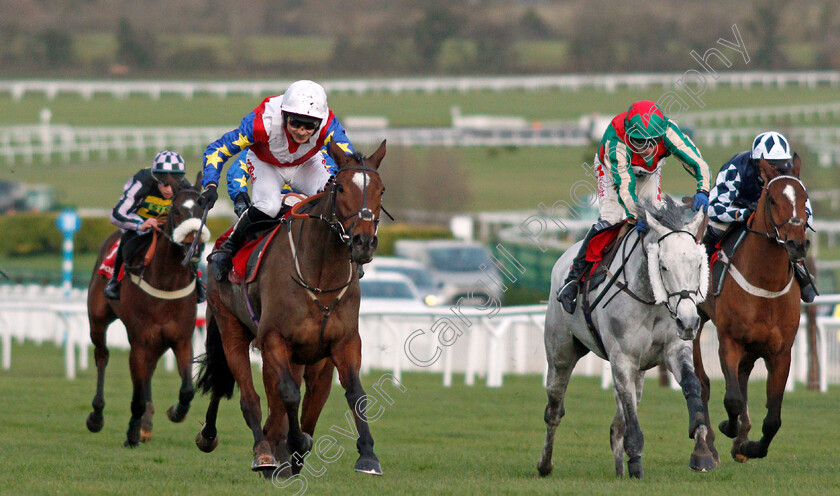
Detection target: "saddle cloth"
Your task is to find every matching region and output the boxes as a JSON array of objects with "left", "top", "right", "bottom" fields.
[
  {"left": 582, "top": 221, "right": 629, "bottom": 287},
  {"left": 97, "top": 239, "right": 125, "bottom": 280},
  {"left": 709, "top": 223, "right": 748, "bottom": 296},
  {"left": 214, "top": 208, "right": 295, "bottom": 285}
]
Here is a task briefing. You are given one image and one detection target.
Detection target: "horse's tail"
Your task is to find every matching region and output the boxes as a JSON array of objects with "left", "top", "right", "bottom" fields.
[{"left": 195, "top": 316, "right": 235, "bottom": 399}]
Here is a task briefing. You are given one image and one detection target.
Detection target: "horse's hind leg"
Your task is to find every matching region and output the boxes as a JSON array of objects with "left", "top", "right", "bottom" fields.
[
  {"left": 737, "top": 352, "right": 791, "bottom": 460},
  {"left": 609, "top": 405, "right": 626, "bottom": 476},
  {"left": 261, "top": 333, "right": 312, "bottom": 475},
  {"left": 611, "top": 361, "right": 644, "bottom": 478},
  {"left": 166, "top": 338, "right": 195, "bottom": 423},
  {"left": 300, "top": 359, "right": 335, "bottom": 435},
  {"left": 261, "top": 365, "right": 297, "bottom": 480},
  {"left": 537, "top": 337, "right": 587, "bottom": 477},
  {"left": 666, "top": 343, "right": 716, "bottom": 472},
  {"left": 331, "top": 333, "right": 382, "bottom": 476}
]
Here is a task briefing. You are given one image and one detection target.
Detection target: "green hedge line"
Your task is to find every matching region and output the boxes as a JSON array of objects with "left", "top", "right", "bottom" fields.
[{"left": 0, "top": 214, "right": 451, "bottom": 258}]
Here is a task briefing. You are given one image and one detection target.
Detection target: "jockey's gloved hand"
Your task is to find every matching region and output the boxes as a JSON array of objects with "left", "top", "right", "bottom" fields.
[
  {"left": 233, "top": 192, "right": 251, "bottom": 217},
  {"left": 692, "top": 191, "right": 709, "bottom": 212},
  {"left": 198, "top": 184, "right": 218, "bottom": 209},
  {"left": 634, "top": 220, "right": 648, "bottom": 233}
]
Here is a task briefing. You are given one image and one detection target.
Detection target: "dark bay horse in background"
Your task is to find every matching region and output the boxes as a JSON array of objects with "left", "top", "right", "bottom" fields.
[
  {"left": 694, "top": 156, "right": 811, "bottom": 463},
  {"left": 196, "top": 141, "right": 387, "bottom": 477},
  {"left": 86, "top": 182, "right": 209, "bottom": 446},
  {"left": 539, "top": 199, "right": 715, "bottom": 479}
]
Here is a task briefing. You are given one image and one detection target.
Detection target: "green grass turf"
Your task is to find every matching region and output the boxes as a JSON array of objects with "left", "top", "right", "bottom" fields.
[{"left": 1, "top": 341, "right": 839, "bottom": 495}]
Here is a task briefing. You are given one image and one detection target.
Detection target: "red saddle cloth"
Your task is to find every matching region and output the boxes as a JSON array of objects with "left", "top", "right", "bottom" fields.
[
  {"left": 214, "top": 211, "right": 292, "bottom": 285},
  {"left": 97, "top": 239, "right": 125, "bottom": 280},
  {"left": 583, "top": 222, "right": 625, "bottom": 278}
]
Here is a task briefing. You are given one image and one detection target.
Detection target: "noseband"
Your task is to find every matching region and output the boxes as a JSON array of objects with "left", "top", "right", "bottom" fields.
[
  {"left": 653, "top": 230, "right": 705, "bottom": 319},
  {"left": 325, "top": 160, "right": 382, "bottom": 246},
  {"left": 747, "top": 175, "right": 807, "bottom": 246}
]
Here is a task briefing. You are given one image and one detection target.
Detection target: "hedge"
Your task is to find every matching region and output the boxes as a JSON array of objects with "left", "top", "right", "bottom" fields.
[{"left": 0, "top": 214, "right": 451, "bottom": 258}]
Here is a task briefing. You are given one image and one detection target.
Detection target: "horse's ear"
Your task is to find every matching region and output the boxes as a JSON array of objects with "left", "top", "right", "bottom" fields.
[
  {"left": 686, "top": 208, "right": 706, "bottom": 242},
  {"left": 368, "top": 140, "right": 386, "bottom": 170},
  {"left": 645, "top": 214, "right": 666, "bottom": 238},
  {"left": 328, "top": 140, "right": 351, "bottom": 169},
  {"left": 790, "top": 152, "right": 801, "bottom": 178},
  {"left": 194, "top": 170, "right": 203, "bottom": 192},
  {"left": 757, "top": 157, "right": 774, "bottom": 183}
]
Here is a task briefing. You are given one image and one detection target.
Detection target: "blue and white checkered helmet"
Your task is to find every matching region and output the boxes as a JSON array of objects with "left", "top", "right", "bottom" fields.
[
  {"left": 152, "top": 150, "right": 186, "bottom": 174},
  {"left": 751, "top": 131, "right": 792, "bottom": 161}
]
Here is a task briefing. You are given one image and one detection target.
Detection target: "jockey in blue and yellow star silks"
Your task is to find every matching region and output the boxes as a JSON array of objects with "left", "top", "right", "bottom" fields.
[
  {"left": 197, "top": 80, "right": 355, "bottom": 281},
  {"left": 557, "top": 100, "right": 712, "bottom": 314}
]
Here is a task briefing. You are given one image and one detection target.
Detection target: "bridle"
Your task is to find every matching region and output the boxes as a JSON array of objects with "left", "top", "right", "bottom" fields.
[
  {"left": 652, "top": 230, "right": 705, "bottom": 320},
  {"left": 292, "top": 159, "right": 391, "bottom": 247},
  {"left": 746, "top": 175, "right": 807, "bottom": 246}
]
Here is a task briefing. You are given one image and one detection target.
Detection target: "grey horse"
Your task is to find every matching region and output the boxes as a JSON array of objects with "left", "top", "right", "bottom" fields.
[{"left": 537, "top": 198, "right": 717, "bottom": 479}]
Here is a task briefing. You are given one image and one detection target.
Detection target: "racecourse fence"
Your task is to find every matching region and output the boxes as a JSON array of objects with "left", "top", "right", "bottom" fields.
[
  {"left": 2, "top": 284, "right": 839, "bottom": 391},
  {"left": 3, "top": 72, "right": 840, "bottom": 101}
]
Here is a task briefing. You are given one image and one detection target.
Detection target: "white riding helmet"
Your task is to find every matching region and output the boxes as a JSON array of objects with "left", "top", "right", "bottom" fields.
[
  {"left": 751, "top": 131, "right": 792, "bottom": 161},
  {"left": 280, "top": 80, "right": 328, "bottom": 121}
]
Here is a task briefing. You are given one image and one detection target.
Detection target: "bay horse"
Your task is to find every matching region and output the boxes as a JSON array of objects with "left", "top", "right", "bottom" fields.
[
  {"left": 539, "top": 198, "right": 715, "bottom": 479},
  {"left": 693, "top": 156, "right": 811, "bottom": 462},
  {"left": 195, "top": 141, "right": 387, "bottom": 477},
  {"left": 86, "top": 181, "right": 209, "bottom": 447}
]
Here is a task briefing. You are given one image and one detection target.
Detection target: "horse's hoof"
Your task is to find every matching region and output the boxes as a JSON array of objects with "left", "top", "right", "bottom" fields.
[
  {"left": 718, "top": 420, "right": 737, "bottom": 439},
  {"left": 537, "top": 459, "right": 553, "bottom": 477},
  {"left": 251, "top": 453, "right": 278, "bottom": 472},
  {"left": 195, "top": 430, "right": 219, "bottom": 453},
  {"left": 270, "top": 462, "right": 293, "bottom": 481},
  {"left": 734, "top": 453, "right": 749, "bottom": 463},
  {"left": 140, "top": 427, "right": 153, "bottom": 443},
  {"left": 690, "top": 453, "right": 717, "bottom": 472},
  {"left": 354, "top": 456, "right": 383, "bottom": 476},
  {"left": 166, "top": 404, "right": 187, "bottom": 423},
  {"left": 86, "top": 412, "right": 104, "bottom": 433},
  {"left": 124, "top": 438, "right": 139, "bottom": 448}
]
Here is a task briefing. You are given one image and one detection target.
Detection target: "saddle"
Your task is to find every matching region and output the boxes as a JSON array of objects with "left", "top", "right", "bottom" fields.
[
  {"left": 97, "top": 234, "right": 154, "bottom": 280},
  {"left": 582, "top": 221, "right": 631, "bottom": 291},
  {"left": 709, "top": 223, "right": 748, "bottom": 297}
]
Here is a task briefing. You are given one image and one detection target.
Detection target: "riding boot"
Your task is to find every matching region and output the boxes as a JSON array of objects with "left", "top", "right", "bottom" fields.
[
  {"left": 701, "top": 226, "right": 724, "bottom": 260},
  {"left": 103, "top": 240, "right": 125, "bottom": 300},
  {"left": 208, "top": 207, "right": 267, "bottom": 282},
  {"left": 794, "top": 261, "right": 818, "bottom": 303},
  {"left": 556, "top": 224, "right": 601, "bottom": 314}
]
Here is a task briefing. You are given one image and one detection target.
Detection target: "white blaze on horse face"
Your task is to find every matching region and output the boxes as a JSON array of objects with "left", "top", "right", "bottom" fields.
[
  {"left": 352, "top": 172, "right": 368, "bottom": 193},
  {"left": 782, "top": 184, "right": 796, "bottom": 217},
  {"left": 182, "top": 199, "right": 196, "bottom": 210}
]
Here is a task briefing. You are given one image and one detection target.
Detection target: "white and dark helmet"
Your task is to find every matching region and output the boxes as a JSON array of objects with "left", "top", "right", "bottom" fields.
[
  {"left": 751, "top": 131, "right": 792, "bottom": 161},
  {"left": 280, "top": 80, "right": 328, "bottom": 121},
  {"left": 151, "top": 150, "right": 185, "bottom": 183}
]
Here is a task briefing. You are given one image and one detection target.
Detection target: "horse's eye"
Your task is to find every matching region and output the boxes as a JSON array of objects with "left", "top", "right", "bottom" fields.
[
  {"left": 769, "top": 198, "right": 776, "bottom": 206},
  {"left": 381, "top": 188, "right": 385, "bottom": 196},
  {"left": 660, "top": 265, "right": 668, "bottom": 272},
  {"left": 336, "top": 184, "right": 345, "bottom": 193}
]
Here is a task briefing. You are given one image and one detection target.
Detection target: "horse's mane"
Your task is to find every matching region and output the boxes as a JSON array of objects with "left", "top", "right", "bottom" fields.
[{"left": 635, "top": 196, "right": 685, "bottom": 231}]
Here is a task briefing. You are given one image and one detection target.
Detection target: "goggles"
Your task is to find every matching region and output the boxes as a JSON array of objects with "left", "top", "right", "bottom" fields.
[
  {"left": 152, "top": 171, "right": 184, "bottom": 186},
  {"left": 627, "top": 135, "right": 661, "bottom": 152},
  {"left": 287, "top": 115, "right": 320, "bottom": 131}
]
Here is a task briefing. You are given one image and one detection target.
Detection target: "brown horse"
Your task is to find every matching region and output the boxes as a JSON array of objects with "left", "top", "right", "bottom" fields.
[
  {"left": 86, "top": 183, "right": 209, "bottom": 447},
  {"left": 195, "top": 141, "right": 387, "bottom": 477},
  {"left": 694, "top": 156, "right": 810, "bottom": 463}
]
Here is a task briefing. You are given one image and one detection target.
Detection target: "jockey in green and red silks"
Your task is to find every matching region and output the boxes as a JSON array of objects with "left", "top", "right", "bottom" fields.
[
  {"left": 596, "top": 100, "right": 711, "bottom": 224},
  {"left": 557, "top": 100, "right": 712, "bottom": 314}
]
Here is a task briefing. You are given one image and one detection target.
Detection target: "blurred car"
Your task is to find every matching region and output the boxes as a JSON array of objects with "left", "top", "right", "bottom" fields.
[
  {"left": 393, "top": 239, "right": 504, "bottom": 305},
  {"left": 365, "top": 256, "right": 441, "bottom": 306},
  {"left": 359, "top": 272, "right": 431, "bottom": 313}
]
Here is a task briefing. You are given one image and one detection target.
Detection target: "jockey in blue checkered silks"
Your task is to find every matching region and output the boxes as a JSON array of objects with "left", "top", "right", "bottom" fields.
[{"left": 702, "top": 131, "right": 816, "bottom": 302}]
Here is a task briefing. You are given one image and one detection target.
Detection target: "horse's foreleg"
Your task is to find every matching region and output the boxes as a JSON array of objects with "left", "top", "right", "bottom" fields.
[
  {"left": 732, "top": 353, "right": 757, "bottom": 460},
  {"left": 611, "top": 362, "right": 644, "bottom": 478},
  {"left": 261, "top": 333, "right": 311, "bottom": 475},
  {"left": 609, "top": 406, "right": 626, "bottom": 477},
  {"left": 139, "top": 369, "right": 155, "bottom": 443},
  {"left": 332, "top": 334, "right": 382, "bottom": 476},
  {"left": 667, "top": 343, "right": 716, "bottom": 472},
  {"left": 717, "top": 335, "right": 745, "bottom": 441},
  {"left": 692, "top": 323, "right": 719, "bottom": 464},
  {"left": 738, "top": 352, "right": 791, "bottom": 460},
  {"left": 262, "top": 363, "right": 293, "bottom": 480},
  {"left": 86, "top": 321, "right": 110, "bottom": 433},
  {"left": 537, "top": 356, "right": 579, "bottom": 477},
  {"left": 300, "top": 359, "right": 335, "bottom": 435},
  {"left": 195, "top": 393, "right": 221, "bottom": 453},
  {"left": 124, "top": 347, "right": 149, "bottom": 448},
  {"left": 166, "top": 338, "right": 195, "bottom": 423}
]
